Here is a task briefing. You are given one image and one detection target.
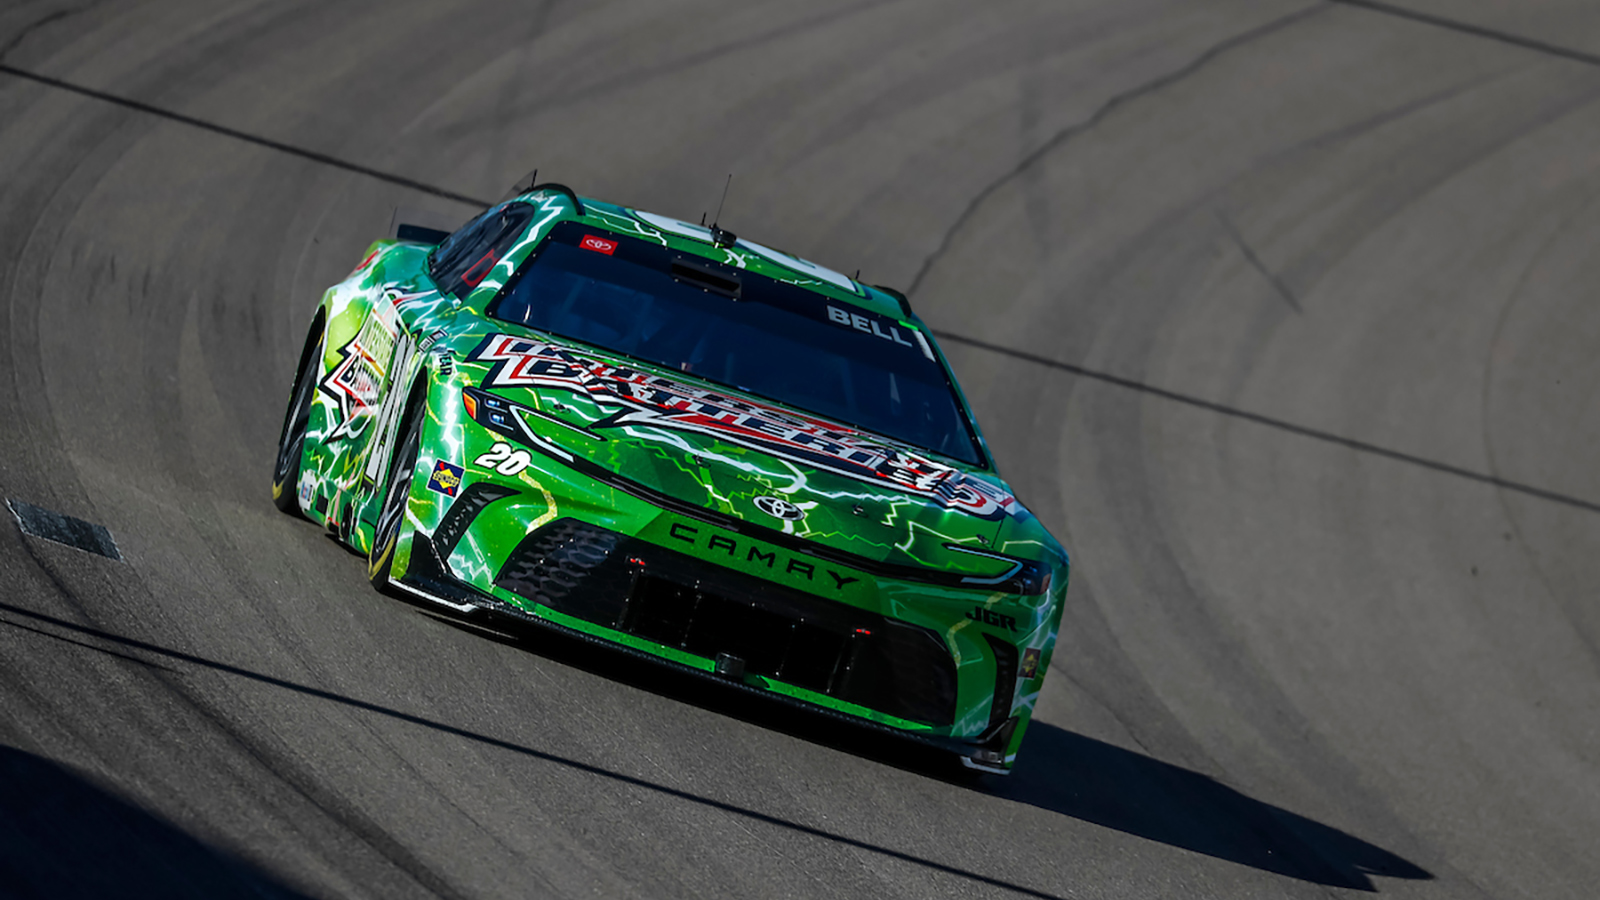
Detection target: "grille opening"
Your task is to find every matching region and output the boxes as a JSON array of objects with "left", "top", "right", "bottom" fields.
[
  {"left": 627, "top": 576, "right": 846, "bottom": 690},
  {"left": 494, "top": 519, "right": 956, "bottom": 726},
  {"left": 493, "top": 518, "right": 630, "bottom": 626},
  {"left": 982, "top": 633, "right": 1018, "bottom": 730},
  {"left": 678, "top": 592, "right": 792, "bottom": 677},
  {"left": 624, "top": 576, "right": 697, "bottom": 647},
  {"left": 784, "top": 621, "right": 850, "bottom": 694}
]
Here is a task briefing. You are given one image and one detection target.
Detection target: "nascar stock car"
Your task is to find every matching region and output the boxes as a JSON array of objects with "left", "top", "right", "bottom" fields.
[{"left": 271, "top": 183, "right": 1069, "bottom": 773}]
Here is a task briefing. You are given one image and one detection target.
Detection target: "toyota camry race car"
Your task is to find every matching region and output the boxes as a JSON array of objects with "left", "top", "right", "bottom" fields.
[{"left": 271, "top": 183, "right": 1069, "bottom": 773}]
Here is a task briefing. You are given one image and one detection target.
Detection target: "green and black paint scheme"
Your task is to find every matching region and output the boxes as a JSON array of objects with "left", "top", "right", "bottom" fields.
[{"left": 272, "top": 186, "right": 1069, "bottom": 773}]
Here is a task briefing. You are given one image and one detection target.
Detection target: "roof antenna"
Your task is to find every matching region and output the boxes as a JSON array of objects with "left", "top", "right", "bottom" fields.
[{"left": 709, "top": 174, "right": 737, "bottom": 248}]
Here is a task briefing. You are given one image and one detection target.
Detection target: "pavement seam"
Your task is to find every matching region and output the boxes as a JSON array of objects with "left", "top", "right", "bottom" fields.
[
  {"left": 0, "top": 62, "right": 492, "bottom": 208},
  {"left": 1327, "top": 0, "right": 1600, "bottom": 68},
  {"left": 933, "top": 329, "right": 1600, "bottom": 516}
]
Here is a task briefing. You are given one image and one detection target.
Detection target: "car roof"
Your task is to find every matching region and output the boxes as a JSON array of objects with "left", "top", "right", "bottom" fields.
[{"left": 524, "top": 190, "right": 914, "bottom": 322}]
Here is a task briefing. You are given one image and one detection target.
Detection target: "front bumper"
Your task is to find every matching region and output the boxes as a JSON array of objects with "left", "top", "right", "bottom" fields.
[
  {"left": 394, "top": 511, "right": 1031, "bottom": 771},
  {"left": 393, "top": 552, "right": 1022, "bottom": 772}
]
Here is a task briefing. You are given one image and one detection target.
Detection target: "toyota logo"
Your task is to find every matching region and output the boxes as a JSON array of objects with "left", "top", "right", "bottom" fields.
[{"left": 753, "top": 495, "right": 805, "bottom": 521}]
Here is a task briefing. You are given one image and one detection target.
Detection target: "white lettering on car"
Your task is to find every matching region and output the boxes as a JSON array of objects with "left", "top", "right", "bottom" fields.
[{"left": 468, "top": 334, "right": 1019, "bottom": 519}]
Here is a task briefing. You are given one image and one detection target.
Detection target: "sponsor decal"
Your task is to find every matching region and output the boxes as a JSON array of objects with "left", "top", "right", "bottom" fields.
[
  {"left": 362, "top": 332, "right": 420, "bottom": 484},
  {"left": 427, "top": 460, "right": 465, "bottom": 497},
  {"left": 580, "top": 235, "right": 617, "bottom": 255},
  {"left": 668, "top": 522, "right": 858, "bottom": 590},
  {"left": 966, "top": 605, "right": 1018, "bottom": 632},
  {"left": 1020, "top": 647, "right": 1041, "bottom": 679},
  {"left": 418, "top": 328, "right": 447, "bottom": 352},
  {"left": 467, "top": 335, "right": 1018, "bottom": 519},
  {"left": 320, "top": 305, "right": 399, "bottom": 440},
  {"left": 753, "top": 495, "right": 804, "bottom": 521},
  {"left": 826, "top": 305, "right": 918, "bottom": 350}
]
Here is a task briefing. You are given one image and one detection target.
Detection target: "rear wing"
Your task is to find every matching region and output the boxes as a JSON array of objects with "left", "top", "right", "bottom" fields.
[{"left": 387, "top": 206, "right": 463, "bottom": 245}]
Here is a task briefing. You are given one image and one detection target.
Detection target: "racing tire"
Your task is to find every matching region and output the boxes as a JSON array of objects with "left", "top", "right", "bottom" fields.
[
  {"left": 271, "top": 315, "right": 324, "bottom": 516},
  {"left": 368, "top": 382, "right": 426, "bottom": 590}
]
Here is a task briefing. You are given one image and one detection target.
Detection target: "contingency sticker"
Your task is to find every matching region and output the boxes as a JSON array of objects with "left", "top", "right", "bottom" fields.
[
  {"left": 427, "top": 460, "right": 465, "bottom": 498},
  {"left": 1020, "top": 648, "right": 1041, "bottom": 679}
]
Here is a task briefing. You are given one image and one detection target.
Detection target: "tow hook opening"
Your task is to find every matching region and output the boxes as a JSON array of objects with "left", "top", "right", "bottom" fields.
[{"left": 714, "top": 652, "right": 746, "bottom": 680}]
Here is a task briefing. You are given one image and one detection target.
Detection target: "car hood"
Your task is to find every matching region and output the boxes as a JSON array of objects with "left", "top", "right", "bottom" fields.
[{"left": 452, "top": 329, "right": 1031, "bottom": 575}]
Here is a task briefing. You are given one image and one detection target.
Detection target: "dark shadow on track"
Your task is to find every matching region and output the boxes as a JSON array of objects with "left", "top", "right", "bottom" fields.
[
  {"left": 0, "top": 597, "right": 1431, "bottom": 894},
  {"left": 0, "top": 743, "right": 314, "bottom": 900},
  {"left": 0, "top": 600, "right": 1064, "bottom": 900},
  {"left": 428, "top": 607, "right": 1434, "bottom": 892},
  {"left": 999, "top": 723, "right": 1433, "bottom": 892}
]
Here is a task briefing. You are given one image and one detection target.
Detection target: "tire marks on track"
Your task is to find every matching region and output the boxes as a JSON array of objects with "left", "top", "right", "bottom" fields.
[{"left": 4, "top": 45, "right": 1594, "bottom": 526}]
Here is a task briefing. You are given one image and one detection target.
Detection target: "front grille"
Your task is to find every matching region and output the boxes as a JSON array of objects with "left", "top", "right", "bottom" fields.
[
  {"left": 493, "top": 517, "right": 633, "bottom": 626},
  {"left": 623, "top": 575, "right": 853, "bottom": 696},
  {"left": 494, "top": 518, "right": 957, "bottom": 726}
]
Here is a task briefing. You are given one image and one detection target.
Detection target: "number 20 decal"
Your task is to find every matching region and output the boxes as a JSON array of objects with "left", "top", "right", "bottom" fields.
[{"left": 474, "top": 442, "right": 532, "bottom": 476}]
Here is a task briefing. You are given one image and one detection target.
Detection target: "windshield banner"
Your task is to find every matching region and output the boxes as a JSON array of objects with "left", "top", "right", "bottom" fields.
[{"left": 468, "top": 334, "right": 1017, "bottom": 519}]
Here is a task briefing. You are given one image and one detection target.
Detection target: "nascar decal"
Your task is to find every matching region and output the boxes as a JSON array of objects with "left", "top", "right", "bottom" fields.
[
  {"left": 320, "top": 304, "right": 399, "bottom": 440},
  {"left": 467, "top": 334, "right": 1018, "bottom": 519}
]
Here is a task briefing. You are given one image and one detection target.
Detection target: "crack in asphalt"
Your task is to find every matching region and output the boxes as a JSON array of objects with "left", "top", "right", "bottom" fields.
[
  {"left": 901, "top": 0, "right": 1600, "bottom": 301},
  {"left": 0, "top": 3, "right": 92, "bottom": 64},
  {"left": 1214, "top": 210, "right": 1302, "bottom": 314},
  {"left": 904, "top": 4, "right": 1327, "bottom": 297}
]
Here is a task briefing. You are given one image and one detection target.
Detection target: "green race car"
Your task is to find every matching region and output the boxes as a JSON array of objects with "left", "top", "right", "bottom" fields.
[{"left": 271, "top": 184, "right": 1069, "bottom": 773}]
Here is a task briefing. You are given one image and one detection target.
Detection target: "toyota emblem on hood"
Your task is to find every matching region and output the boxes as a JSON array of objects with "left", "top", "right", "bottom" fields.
[{"left": 753, "top": 495, "right": 805, "bottom": 521}]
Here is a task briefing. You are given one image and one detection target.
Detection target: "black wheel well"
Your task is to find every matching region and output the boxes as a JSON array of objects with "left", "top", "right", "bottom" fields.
[
  {"left": 292, "top": 308, "right": 326, "bottom": 383},
  {"left": 382, "top": 367, "right": 433, "bottom": 486}
]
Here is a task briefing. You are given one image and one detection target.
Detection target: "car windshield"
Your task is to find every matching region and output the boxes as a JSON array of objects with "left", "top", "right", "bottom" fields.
[{"left": 487, "top": 222, "right": 984, "bottom": 465}]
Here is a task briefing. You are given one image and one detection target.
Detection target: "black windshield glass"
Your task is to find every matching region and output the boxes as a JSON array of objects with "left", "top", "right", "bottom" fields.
[{"left": 487, "top": 223, "right": 983, "bottom": 465}]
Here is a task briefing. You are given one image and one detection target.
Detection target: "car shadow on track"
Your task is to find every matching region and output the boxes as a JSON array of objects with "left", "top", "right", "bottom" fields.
[
  {"left": 0, "top": 597, "right": 1430, "bottom": 896},
  {"left": 0, "top": 743, "right": 315, "bottom": 900},
  {"left": 996, "top": 723, "right": 1433, "bottom": 892},
  {"left": 421, "top": 605, "right": 1433, "bottom": 892}
]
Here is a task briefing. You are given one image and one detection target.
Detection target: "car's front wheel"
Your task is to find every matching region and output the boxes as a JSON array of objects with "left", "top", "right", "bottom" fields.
[
  {"left": 271, "top": 316, "right": 324, "bottom": 516},
  {"left": 368, "top": 383, "right": 426, "bottom": 590}
]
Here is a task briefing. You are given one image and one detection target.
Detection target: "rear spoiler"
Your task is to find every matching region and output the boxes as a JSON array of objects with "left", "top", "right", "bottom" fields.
[{"left": 388, "top": 206, "right": 463, "bottom": 245}]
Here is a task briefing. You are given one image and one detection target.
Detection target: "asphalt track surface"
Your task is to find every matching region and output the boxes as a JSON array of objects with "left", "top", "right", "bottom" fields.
[{"left": 2, "top": 1, "right": 1598, "bottom": 897}]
